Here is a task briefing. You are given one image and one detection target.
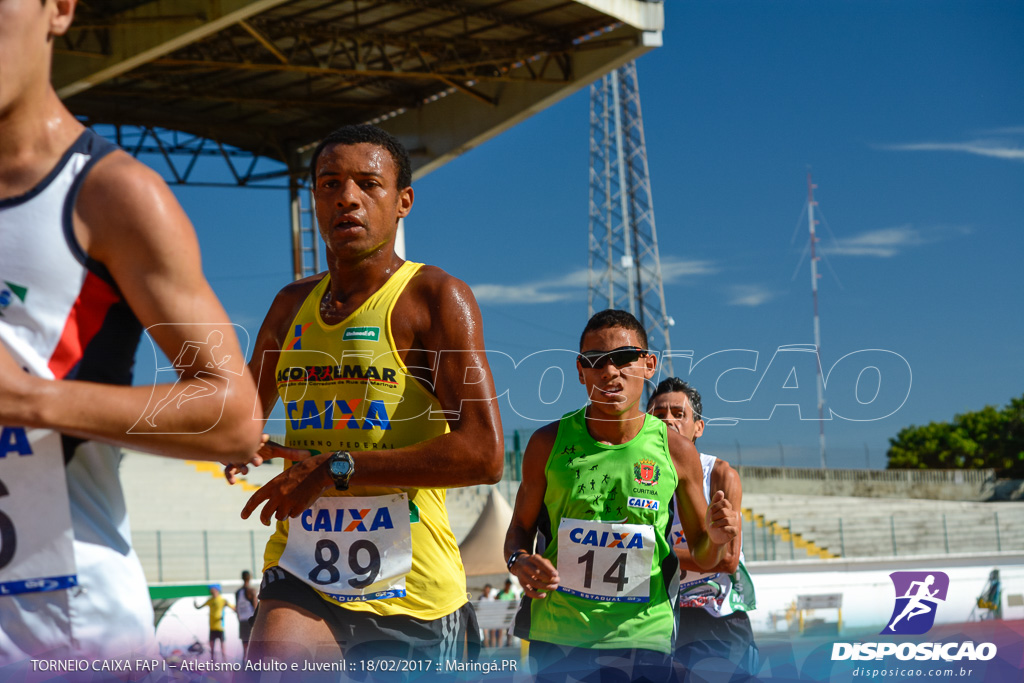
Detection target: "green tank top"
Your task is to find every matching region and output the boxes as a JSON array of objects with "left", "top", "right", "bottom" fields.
[{"left": 517, "top": 408, "right": 679, "bottom": 653}]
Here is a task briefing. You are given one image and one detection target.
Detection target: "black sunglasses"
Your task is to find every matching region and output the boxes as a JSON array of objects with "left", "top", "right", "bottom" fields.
[{"left": 577, "top": 346, "right": 650, "bottom": 369}]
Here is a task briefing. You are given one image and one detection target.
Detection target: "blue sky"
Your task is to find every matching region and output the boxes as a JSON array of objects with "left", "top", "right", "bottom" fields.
[{"left": 139, "top": 0, "right": 1024, "bottom": 470}]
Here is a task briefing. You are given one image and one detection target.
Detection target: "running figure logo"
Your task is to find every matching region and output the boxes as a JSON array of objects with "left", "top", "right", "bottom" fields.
[
  {"left": 882, "top": 571, "right": 949, "bottom": 635},
  {"left": 131, "top": 324, "right": 248, "bottom": 434}
]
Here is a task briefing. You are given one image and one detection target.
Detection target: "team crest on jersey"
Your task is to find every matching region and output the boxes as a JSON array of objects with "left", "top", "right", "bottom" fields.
[
  {"left": 0, "top": 281, "right": 28, "bottom": 316},
  {"left": 634, "top": 458, "right": 660, "bottom": 486}
]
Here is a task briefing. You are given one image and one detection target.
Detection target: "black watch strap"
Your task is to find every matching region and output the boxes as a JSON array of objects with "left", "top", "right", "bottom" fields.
[{"left": 507, "top": 550, "right": 528, "bottom": 571}]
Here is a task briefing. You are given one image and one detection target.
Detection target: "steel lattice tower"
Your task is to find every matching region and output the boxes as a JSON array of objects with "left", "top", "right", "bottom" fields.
[{"left": 587, "top": 61, "right": 674, "bottom": 376}]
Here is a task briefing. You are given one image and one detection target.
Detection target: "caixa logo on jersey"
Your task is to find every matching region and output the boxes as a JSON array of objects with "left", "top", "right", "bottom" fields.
[
  {"left": 300, "top": 507, "right": 395, "bottom": 533},
  {"left": 568, "top": 527, "right": 645, "bottom": 549},
  {"left": 883, "top": 571, "right": 949, "bottom": 635}
]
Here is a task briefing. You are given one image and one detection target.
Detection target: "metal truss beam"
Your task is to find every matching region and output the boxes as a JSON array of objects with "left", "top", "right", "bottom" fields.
[
  {"left": 54, "top": 0, "right": 294, "bottom": 98},
  {"left": 89, "top": 123, "right": 291, "bottom": 187},
  {"left": 587, "top": 61, "right": 673, "bottom": 376}
]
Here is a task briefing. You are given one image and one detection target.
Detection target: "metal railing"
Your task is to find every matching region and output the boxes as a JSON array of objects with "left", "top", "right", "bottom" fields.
[{"left": 738, "top": 466, "right": 994, "bottom": 485}]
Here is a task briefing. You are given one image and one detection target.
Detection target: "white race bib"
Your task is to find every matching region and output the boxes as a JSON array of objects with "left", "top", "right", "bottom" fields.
[
  {"left": 279, "top": 493, "right": 412, "bottom": 602},
  {"left": 0, "top": 428, "right": 77, "bottom": 596},
  {"left": 555, "top": 518, "right": 655, "bottom": 603}
]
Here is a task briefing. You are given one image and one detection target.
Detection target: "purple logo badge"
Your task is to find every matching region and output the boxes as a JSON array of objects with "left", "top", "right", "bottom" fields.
[{"left": 882, "top": 571, "right": 949, "bottom": 635}]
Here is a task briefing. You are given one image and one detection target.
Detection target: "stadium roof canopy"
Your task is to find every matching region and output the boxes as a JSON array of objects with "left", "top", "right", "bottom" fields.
[{"left": 56, "top": 0, "right": 664, "bottom": 179}]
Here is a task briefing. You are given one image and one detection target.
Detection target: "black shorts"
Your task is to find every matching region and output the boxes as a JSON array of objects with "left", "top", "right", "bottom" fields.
[
  {"left": 209, "top": 629, "right": 225, "bottom": 643},
  {"left": 238, "top": 618, "right": 253, "bottom": 642},
  {"left": 674, "top": 609, "right": 759, "bottom": 681},
  {"left": 528, "top": 641, "right": 672, "bottom": 683},
  {"left": 258, "top": 567, "right": 480, "bottom": 662}
]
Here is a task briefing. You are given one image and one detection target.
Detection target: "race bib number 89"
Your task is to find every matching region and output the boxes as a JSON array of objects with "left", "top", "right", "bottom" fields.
[
  {"left": 279, "top": 493, "right": 412, "bottom": 603},
  {"left": 556, "top": 518, "right": 655, "bottom": 603}
]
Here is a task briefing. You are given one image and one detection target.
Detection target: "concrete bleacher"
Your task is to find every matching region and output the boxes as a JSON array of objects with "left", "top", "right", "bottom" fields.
[
  {"left": 121, "top": 451, "right": 284, "bottom": 582},
  {"left": 743, "top": 493, "right": 1024, "bottom": 560},
  {"left": 121, "top": 451, "right": 522, "bottom": 582},
  {"left": 122, "top": 451, "right": 1024, "bottom": 577},
  {"left": 121, "top": 450, "right": 283, "bottom": 532}
]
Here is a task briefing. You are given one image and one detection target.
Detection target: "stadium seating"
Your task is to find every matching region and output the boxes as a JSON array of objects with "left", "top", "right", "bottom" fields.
[{"left": 743, "top": 493, "right": 1024, "bottom": 560}]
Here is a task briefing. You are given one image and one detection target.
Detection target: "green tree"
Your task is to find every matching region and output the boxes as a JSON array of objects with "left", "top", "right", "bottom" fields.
[{"left": 887, "top": 394, "right": 1024, "bottom": 476}]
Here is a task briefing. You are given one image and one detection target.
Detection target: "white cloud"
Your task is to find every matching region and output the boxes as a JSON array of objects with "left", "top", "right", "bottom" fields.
[
  {"left": 879, "top": 139, "right": 1024, "bottom": 162},
  {"left": 978, "top": 126, "right": 1024, "bottom": 136},
  {"left": 728, "top": 285, "right": 777, "bottom": 307},
  {"left": 470, "top": 284, "right": 571, "bottom": 305},
  {"left": 470, "top": 256, "right": 717, "bottom": 305},
  {"left": 660, "top": 258, "right": 718, "bottom": 281},
  {"left": 820, "top": 224, "right": 971, "bottom": 258},
  {"left": 822, "top": 225, "right": 924, "bottom": 258}
]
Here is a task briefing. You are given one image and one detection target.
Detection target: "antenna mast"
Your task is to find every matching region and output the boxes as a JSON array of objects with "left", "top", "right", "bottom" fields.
[{"left": 807, "top": 173, "right": 826, "bottom": 468}]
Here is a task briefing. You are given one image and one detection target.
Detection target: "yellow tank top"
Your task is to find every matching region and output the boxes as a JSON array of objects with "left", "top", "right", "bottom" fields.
[{"left": 263, "top": 261, "right": 467, "bottom": 619}]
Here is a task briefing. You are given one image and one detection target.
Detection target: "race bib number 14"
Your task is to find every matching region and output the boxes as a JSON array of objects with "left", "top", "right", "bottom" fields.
[
  {"left": 556, "top": 518, "right": 655, "bottom": 603},
  {"left": 279, "top": 493, "right": 412, "bottom": 603}
]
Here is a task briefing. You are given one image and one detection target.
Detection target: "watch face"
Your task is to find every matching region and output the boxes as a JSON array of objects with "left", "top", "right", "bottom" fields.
[{"left": 331, "top": 458, "right": 352, "bottom": 477}]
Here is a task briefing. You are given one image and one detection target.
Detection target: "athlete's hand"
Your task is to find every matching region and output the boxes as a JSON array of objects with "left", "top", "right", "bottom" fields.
[
  {"left": 0, "top": 344, "right": 41, "bottom": 425},
  {"left": 256, "top": 439, "right": 312, "bottom": 463},
  {"left": 223, "top": 433, "right": 272, "bottom": 484},
  {"left": 241, "top": 451, "right": 331, "bottom": 525},
  {"left": 509, "top": 553, "right": 559, "bottom": 599},
  {"left": 706, "top": 489, "right": 739, "bottom": 546}
]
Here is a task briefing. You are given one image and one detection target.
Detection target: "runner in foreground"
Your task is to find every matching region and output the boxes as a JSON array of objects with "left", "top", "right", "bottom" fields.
[
  {"left": 0, "top": 0, "right": 260, "bottom": 664},
  {"left": 234, "top": 124, "right": 503, "bottom": 666},
  {"left": 648, "top": 378, "right": 759, "bottom": 681},
  {"left": 505, "top": 310, "right": 738, "bottom": 682}
]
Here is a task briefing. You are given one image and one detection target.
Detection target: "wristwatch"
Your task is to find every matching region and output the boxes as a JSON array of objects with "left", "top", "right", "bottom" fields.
[
  {"left": 507, "top": 550, "right": 528, "bottom": 571},
  {"left": 327, "top": 451, "right": 355, "bottom": 491}
]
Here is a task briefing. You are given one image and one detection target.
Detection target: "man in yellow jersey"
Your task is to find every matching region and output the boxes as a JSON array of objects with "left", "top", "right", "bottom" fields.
[
  {"left": 231, "top": 125, "right": 504, "bottom": 666},
  {"left": 505, "top": 310, "right": 738, "bottom": 682},
  {"left": 194, "top": 585, "right": 235, "bottom": 663}
]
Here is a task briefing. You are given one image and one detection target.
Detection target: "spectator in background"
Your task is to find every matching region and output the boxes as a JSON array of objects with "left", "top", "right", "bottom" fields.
[
  {"left": 195, "top": 585, "right": 234, "bottom": 662},
  {"left": 236, "top": 570, "right": 258, "bottom": 658},
  {"left": 478, "top": 584, "right": 497, "bottom": 648}
]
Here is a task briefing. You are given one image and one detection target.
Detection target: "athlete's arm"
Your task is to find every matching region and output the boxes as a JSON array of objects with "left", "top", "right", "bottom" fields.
[
  {"left": 676, "top": 459, "right": 743, "bottom": 574},
  {"left": 0, "top": 152, "right": 261, "bottom": 462},
  {"left": 241, "top": 270, "right": 504, "bottom": 524},
  {"left": 669, "top": 430, "right": 737, "bottom": 571},
  {"left": 505, "top": 423, "right": 559, "bottom": 599},
  {"left": 224, "top": 281, "right": 314, "bottom": 483}
]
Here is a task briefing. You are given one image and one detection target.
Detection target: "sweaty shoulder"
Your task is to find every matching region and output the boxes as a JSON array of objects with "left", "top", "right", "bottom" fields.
[
  {"left": 406, "top": 264, "right": 472, "bottom": 302},
  {"left": 75, "top": 151, "right": 175, "bottom": 247},
  {"left": 399, "top": 264, "right": 481, "bottom": 341},
  {"left": 274, "top": 273, "right": 324, "bottom": 308},
  {"left": 666, "top": 428, "right": 700, "bottom": 470},
  {"left": 530, "top": 421, "right": 560, "bottom": 453},
  {"left": 261, "top": 274, "right": 325, "bottom": 345}
]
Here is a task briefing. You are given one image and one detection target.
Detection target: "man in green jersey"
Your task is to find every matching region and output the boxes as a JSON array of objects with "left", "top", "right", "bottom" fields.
[{"left": 505, "top": 310, "right": 738, "bottom": 682}]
